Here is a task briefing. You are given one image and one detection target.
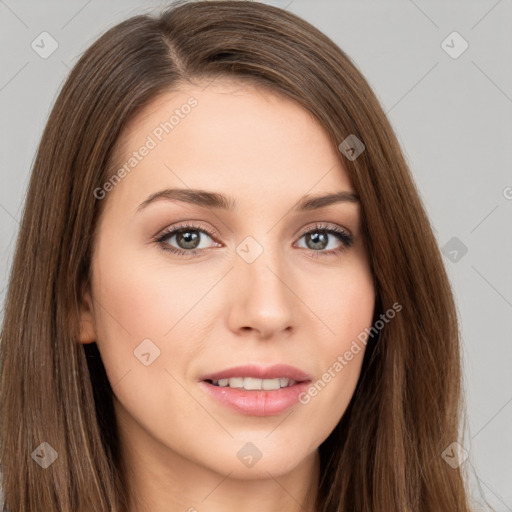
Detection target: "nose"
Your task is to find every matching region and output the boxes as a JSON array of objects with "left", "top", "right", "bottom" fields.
[{"left": 226, "top": 246, "right": 296, "bottom": 340}]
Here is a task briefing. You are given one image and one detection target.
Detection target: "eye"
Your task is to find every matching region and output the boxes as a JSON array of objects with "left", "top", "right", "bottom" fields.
[
  {"left": 155, "top": 222, "right": 219, "bottom": 257},
  {"left": 295, "top": 223, "right": 354, "bottom": 258},
  {"left": 154, "top": 222, "right": 354, "bottom": 259}
]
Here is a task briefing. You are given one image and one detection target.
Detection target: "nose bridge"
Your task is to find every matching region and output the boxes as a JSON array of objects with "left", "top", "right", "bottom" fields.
[
  {"left": 238, "top": 232, "right": 289, "bottom": 299},
  {"left": 228, "top": 231, "right": 295, "bottom": 336}
]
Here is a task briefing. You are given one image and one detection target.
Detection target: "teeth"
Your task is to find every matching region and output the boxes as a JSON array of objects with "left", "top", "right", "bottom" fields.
[{"left": 212, "top": 377, "right": 297, "bottom": 390}]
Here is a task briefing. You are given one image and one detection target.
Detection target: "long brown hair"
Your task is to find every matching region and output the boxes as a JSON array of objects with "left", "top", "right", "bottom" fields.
[{"left": 0, "top": 1, "right": 474, "bottom": 510}]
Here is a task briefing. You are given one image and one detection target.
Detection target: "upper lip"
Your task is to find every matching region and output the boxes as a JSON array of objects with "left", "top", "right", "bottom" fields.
[{"left": 200, "top": 364, "right": 313, "bottom": 382}]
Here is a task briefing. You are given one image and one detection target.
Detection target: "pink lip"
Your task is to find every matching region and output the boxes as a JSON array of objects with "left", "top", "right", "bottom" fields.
[
  {"left": 200, "top": 363, "right": 312, "bottom": 382},
  {"left": 199, "top": 380, "right": 312, "bottom": 416},
  {"left": 199, "top": 364, "right": 313, "bottom": 416}
]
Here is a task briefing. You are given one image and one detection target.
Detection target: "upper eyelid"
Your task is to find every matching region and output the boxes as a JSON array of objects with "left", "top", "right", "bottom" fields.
[
  {"left": 156, "top": 222, "right": 352, "bottom": 246},
  {"left": 156, "top": 223, "right": 218, "bottom": 241},
  {"left": 297, "top": 222, "right": 352, "bottom": 237}
]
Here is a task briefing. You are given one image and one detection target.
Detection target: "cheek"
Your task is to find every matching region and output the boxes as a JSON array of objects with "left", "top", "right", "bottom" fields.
[
  {"left": 91, "top": 240, "right": 221, "bottom": 343},
  {"left": 89, "top": 237, "right": 229, "bottom": 401},
  {"left": 89, "top": 245, "right": 214, "bottom": 431},
  {"left": 296, "top": 257, "right": 374, "bottom": 428},
  {"left": 310, "top": 252, "right": 375, "bottom": 342}
]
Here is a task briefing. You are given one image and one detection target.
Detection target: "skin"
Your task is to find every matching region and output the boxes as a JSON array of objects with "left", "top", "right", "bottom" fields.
[{"left": 79, "top": 78, "right": 375, "bottom": 512}]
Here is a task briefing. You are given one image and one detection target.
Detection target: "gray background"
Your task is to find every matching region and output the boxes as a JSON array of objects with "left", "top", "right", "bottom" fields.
[{"left": 0, "top": 0, "right": 511, "bottom": 509}]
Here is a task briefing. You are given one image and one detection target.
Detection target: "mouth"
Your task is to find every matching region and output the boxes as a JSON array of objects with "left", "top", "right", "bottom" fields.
[
  {"left": 205, "top": 376, "right": 301, "bottom": 390},
  {"left": 199, "top": 370, "right": 312, "bottom": 417},
  {"left": 199, "top": 364, "right": 313, "bottom": 416},
  {"left": 200, "top": 363, "right": 312, "bottom": 384}
]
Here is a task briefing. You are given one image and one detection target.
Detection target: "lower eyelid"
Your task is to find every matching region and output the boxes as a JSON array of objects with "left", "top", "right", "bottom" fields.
[
  {"left": 158, "top": 230, "right": 217, "bottom": 250},
  {"left": 156, "top": 224, "right": 353, "bottom": 254}
]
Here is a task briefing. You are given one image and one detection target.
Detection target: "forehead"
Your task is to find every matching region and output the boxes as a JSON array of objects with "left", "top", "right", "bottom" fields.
[{"left": 104, "top": 78, "right": 354, "bottom": 213}]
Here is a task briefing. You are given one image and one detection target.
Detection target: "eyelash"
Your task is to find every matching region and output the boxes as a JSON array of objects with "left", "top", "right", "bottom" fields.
[{"left": 154, "top": 222, "right": 354, "bottom": 259}]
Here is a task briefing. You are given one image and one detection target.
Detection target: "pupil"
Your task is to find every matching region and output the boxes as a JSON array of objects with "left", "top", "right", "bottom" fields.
[
  {"left": 307, "top": 231, "right": 327, "bottom": 250},
  {"left": 177, "top": 230, "right": 200, "bottom": 249},
  {"left": 175, "top": 230, "right": 329, "bottom": 251}
]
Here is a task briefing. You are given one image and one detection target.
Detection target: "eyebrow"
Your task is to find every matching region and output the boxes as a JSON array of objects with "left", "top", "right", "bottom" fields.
[{"left": 136, "top": 188, "right": 359, "bottom": 213}]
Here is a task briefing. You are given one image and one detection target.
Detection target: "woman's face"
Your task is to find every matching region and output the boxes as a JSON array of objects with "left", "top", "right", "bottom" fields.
[{"left": 79, "top": 78, "right": 375, "bottom": 487}]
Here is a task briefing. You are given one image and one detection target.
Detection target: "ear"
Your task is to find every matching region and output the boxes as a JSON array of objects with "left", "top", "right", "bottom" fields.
[{"left": 78, "top": 282, "right": 97, "bottom": 344}]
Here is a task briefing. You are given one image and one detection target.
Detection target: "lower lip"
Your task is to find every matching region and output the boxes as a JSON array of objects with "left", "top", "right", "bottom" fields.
[{"left": 200, "top": 380, "right": 311, "bottom": 416}]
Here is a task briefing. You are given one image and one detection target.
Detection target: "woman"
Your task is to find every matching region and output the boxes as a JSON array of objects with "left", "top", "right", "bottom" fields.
[{"left": 0, "top": 1, "right": 474, "bottom": 510}]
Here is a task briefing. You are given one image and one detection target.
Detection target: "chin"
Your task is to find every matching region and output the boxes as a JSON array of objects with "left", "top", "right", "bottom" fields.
[{"left": 197, "top": 438, "right": 316, "bottom": 480}]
